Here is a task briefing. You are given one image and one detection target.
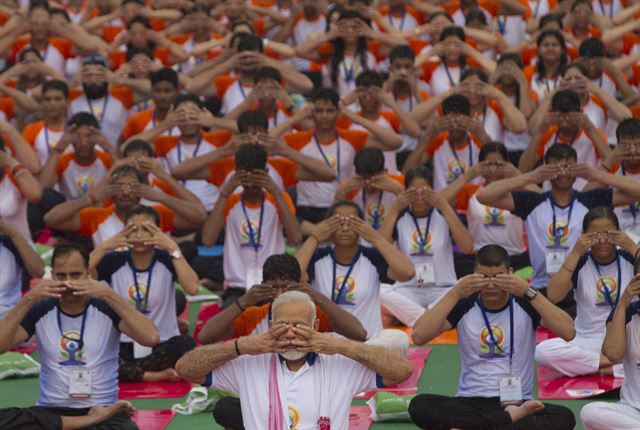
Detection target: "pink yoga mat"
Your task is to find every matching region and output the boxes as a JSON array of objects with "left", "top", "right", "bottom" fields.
[
  {"left": 131, "top": 409, "right": 176, "bottom": 430},
  {"left": 535, "top": 327, "right": 558, "bottom": 344},
  {"left": 193, "top": 302, "right": 221, "bottom": 343},
  {"left": 349, "top": 405, "right": 373, "bottom": 430},
  {"left": 537, "top": 365, "right": 623, "bottom": 399},
  {"left": 118, "top": 381, "right": 192, "bottom": 399},
  {"left": 354, "top": 348, "right": 431, "bottom": 399},
  {"left": 10, "top": 341, "right": 36, "bottom": 355}
]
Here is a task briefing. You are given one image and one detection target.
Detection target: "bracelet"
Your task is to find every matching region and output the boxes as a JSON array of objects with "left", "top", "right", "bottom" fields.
[
  {"left": 234, "top": 338, "right": 242, "bottom": 356},
  {"left": 560, "top": 263, "right": 574, "bottom": 273},
  {"left": 309, "top": 234, "right": 320, "bottom": 244},
  {"left": 14, "top": 168, "right": 30, "bottom": 178},
  {"left": 235, "top": 299, "right": 245, "bottom": 312},
  {"left": 11, "top": 164, "right": 26, "bottom": 177}
]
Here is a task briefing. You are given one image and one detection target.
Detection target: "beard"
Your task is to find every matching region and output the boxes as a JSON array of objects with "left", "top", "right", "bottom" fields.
[
  {"left": 279, "top": 349, "right": 307, "bottom": 361},
  {"left": 83, "top": 83, "right": 108, "bottom": 100}
]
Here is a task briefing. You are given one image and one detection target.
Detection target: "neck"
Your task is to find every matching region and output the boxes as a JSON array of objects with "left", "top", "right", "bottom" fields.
[
  {"left": 580, "top": 92, "right": 589, "bottom": 106},
  {"left": 481, "top": 294, "right": 510, "bottom": 311},
  {"left": 31, "top": 36, "right": 48, "bottom": 50},
  {"left": 76, "top": 152, "right": 96, "bottom": 165},
  {"left": 314, "top": 127, "right": 337, "bottom": 142},
  {"left": 154, "top": 107, "right": 168, "bottom": 121},
  {"left": 334, "top": 243, "right": 359, "bottom": 265},
  {"left": 360, "top": 108, "right": 379, "bottom": 120},
  {"left": 285, "top": 356, "right": 307, "bottom": 372},
  {"left": 411, "top": 205, "right": 431, "bottom": 218},
  {"left": 244, "top": 190, "right": 262, "bottom": 203},
  {"left": 559, "top": 126, "right": 579, "bottom": 139},
  {"left": 544, "top": 61, "right": 559, "bottom": 77},
  {"left": 594, "top": 249, "right": 616, "bottom": 264},
  {"left": 239, "top": 72, "right": 254, "bottom": 85},
  {"left": 46, "top": 115, "right": 66, "bottom": 129},
  {"left": 59, "top": 296, "right": 87, "bottom": 315},
  {"left": 259, "top": 100, "right": 277, "bottom": 115},
  {"left": 182, "top": 132, "right": 201, "bottom": 145},
  {"left": 344, "top": 43, "right": 358, "bottom": 55},
  {"left": 471, "top": 103, "right": 484, "bottom": 114},
  {"left": 393, "top": 82, "right": 411, "bottom": 97},
  {"left": 550, "top": 186, "right": 573, "bottom": 205},
  {"left": 131, "top": 250, "right": 155, "bottom": 270}
]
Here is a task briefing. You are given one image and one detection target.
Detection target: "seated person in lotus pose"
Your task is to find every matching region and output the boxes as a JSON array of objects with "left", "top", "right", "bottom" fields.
[{"left": 409, "top": 244, "right": 576, "bottom": 430}]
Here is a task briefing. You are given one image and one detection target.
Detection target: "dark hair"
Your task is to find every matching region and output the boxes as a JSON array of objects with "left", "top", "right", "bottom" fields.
[
  {"left": 52, "top": 243, "right": 89, "bottom": 269},
  {"left": 150, "top": 68, "right": 179, "bottom": 89},
  {"left": 126, "top": 46, "right": 154, "bottom": 62},
  {"left": 439, "top": 25, "right": 466, "bottom": 42},
  {"left": 42, "top": 79, "right": 69, "bottom": 98},
  {"left": 125, "top": 204, "right": 160, "bottom": 225},
  {"left": 237, "top": 33, "right": 263, "bottom": 53},
  {"left": 497, "top": 53, "right": 523, "bottom": 68},
  {"left": 128, "top": 15, "right": 151, "bottom": 29},
  {"left": 475, "top": 244, "right": 510, "bottom": 269},
  {"left": 564, "top": 62, "right": 588, "bottom": 77},
  {"left": 579, "top": 37, "right": 605, "bottom": 58},
  {"left": 326, "top": 200, "right": 364, "bottom": 219},
  {"left": 616, "top": 118, "right": 640, "bottom": 141},
  {"left": 329, "top": 10, "right": 370, "bottom": 87},
  {"left": 110, "top": 165, "right": 146, "bottom": 183},
  {"left": 123, "top": 139, "right": 154, "bottom": 157},
  {"left": 263, "top": 254, "right": 302, "bottom": 283},
  {"left": 634, "top": 254, "right": 640, "bottom": 275},
  {"left": 539, "top": 13, "right": 563, "bottom": 29},
  {"left": 254, "top": 66, "right": 282, "bottom": 84},
  {"left": 442, "top": 94, "right": 471, "bottom": 116},
  {"left": 355, "top": 70, "right": 384, "bottom": 88},
  {"left": 389, "top": 45, "right": 415, "bottom": 64},
  {"left": 535, "top": 30, "right": 567, "bottom": 81},
  {"left": 231, "top": 19, "right": 257, "bottom": 34},
  {"left": 204, "top": 96, "right": 222, "bottom": 117},
  {"left": 404, "top": 166, "right": 433, "bottom": 188},
  {"left": 354, "top": 147, "right": 385, "bottom": 176},
  {"left": 544, "top": 143, "right": 578, "bottom": 163},
  {"left": 230, "top": 31, "right": 251, "bottom": 50},
  {"left": 50, "top": 7, "right": 70, "bottom": 21},
  {"left": 479, "top": 141, "right": 508, "bottom": 162},
  {"left": 174, "top": 93, "right": 203, "bottom": 109},
  {"left": 551, "top": 89, "right": 581, "bottom": 113},
  {"left": 325, "top": 4, "right": 346, "bottom": 31},
  {"left": 309, "top": 87, "right": 340, "bottom": 108},
  {"left": 460, "top": 68, "right": 488, "bottom": 83},
  {"left": 67, "top": 112, "right": 99, "bottom": 129},
  {"left": 465, "top": 8, "right": 488, "bottom": 26},
  {"left": 19, "top": 47, "right": 43, "bottom": 62},
  {"left": 237, "top": 110, "right": 269, "bottom": 134},
  {"left": 428, "top": 11, "right": 454, "bottom": 24},
  {"left": 582, "top": 206, "right": 619, "bottom": 232},
  {"left": 29, "top": 0, "right": 50, "bottom": 13},
  {"left": 571, "top": 0, "right": 592, "bottom": 11},
  {"left": 235, "top": 144, "right": 267, "bottom": 171},
  {"left": 122, "top": 0, "right": 145, "bottom": 6}
]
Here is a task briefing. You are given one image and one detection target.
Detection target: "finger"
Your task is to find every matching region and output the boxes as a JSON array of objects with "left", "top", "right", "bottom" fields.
[{"left": 270, "top": 322, "right": 289, "bottom": 338}]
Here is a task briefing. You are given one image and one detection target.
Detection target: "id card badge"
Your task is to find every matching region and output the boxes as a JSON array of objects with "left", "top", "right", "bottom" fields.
[
  {"left": 499, "top": 375, "right": 523, "bottom": 406},
  {"left": 545, "top": 251, "right": 564, "bottom": 275},
  {"left": 133, "top": 342, "right": 153, "bottom": 359},
  {"left": 625, "top": 228, "right": 640, "bottom": 245},
  {"left": 69, "top": 368, "right": 92, "bottom": 399},
  {"left": 416, "top": 261, "right": 435, "bottom": 287},
  {"left": 245, "top": 267, "right": 263, "bottom": 290}
]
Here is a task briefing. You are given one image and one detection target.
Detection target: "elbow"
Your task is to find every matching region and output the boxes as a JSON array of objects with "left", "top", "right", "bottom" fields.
[
  {"left": 509, "top": 118, "right": 528, "bottom": 135},
  {"left": 602, "top": 346, "right": 624, "bottom": 364},
  {"left": 174, "top": 355, "right": 192, "bottom": 380},
  {"left": 201, "top": 235, "right": 215, "bottom": 247},
  {"left": 26, "top": 187, "right": 44, "bottom": 204},
  {"left": 28, "top": 260, "right": 45, "bottom": 278},
  {"left": 387, "top": 358, "right": 413, "bottom": 386},
  {"left": 140, "top": 327, "right": 160, "bottom": 347},
  {"left": 411, "top": 330, "right": 428, "bottom": 346},
  {"left": 562, "top": 326, "right": 576, "bottom": 342}
]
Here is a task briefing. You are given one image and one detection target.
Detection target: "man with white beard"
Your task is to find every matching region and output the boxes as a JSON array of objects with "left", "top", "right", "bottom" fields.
[{"left": 176, "top": 291, "right": 412, "bottom": 430}]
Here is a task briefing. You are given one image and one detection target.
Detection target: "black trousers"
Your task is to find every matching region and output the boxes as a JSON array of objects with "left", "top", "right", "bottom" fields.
[
  {"left": 213, "top": 397, "right": 244, "bottom": 430},
  {"left": 0, "top": 406, "right": 138, "bottom": 430},
  {"left": 409, "top": 394, "right": 575, "bottom": 430},
  {"left": 118, "top": 335, "right": 196, "bottom": 382}
]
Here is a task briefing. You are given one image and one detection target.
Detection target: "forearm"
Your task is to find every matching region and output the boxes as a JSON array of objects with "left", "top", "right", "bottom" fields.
[
  {"left": 0, "top": 297, "right": 32, "bottom": 353},
  {"left": 0, "top": 85, "right": 39, "bottom": 112},
  {"left": 602, "top": 311, "right": 628, "bottom": 363},
  {"left": 477, "top": 174, "right": 532, "bottom": 208},
  {"left": 585, "top": 126, "right": 612, "bottom": 160},
  {"left": 336, "top": 338, "right": 412, "bottom": 386},
  {"left": 44, "top": 195, "right": 90, "bottom": 231},
  {"left": 595, "top": 89, "right": 631, "bottom": 122},
  {"left": 314, "top": 293, "right": 367, "bottom": 341},
  {"left": 532, "top": 294, "right": 576, "bottom": 341},
  {"left": 412, "top": 92, "right": 447, "bottom": 124},
  {"left": 294, "top": 33, "right": 329, "bottom": 60},
  {"left": 295, "top": 237, "right": 319, "bottom": 277},
  {"left": 370, "top": 236, "right": 415, "bottom": 281},
  {"left": 275, "top": 65, "right": 313, "bottom": 93},
  {"left": 103, "top": 290, "right": 159, "bottom": 346},
  {"left": 88, "top": 245, "right": 108, "bottom": 274},
  {"left": 185, "top": 58, "right": 234, "bottom": 95},
  {"left": 413, "top": 289, "right": 458, "bottom": 345},
  {"left": 175, "top": 341, "right": 237, "bottom": 381},
  {"left": 15, "top": 170, "right": 43, "bottom": 203},
  {"left": 124, "top": 121, "right": 172, "bottom": 146},
  {"left": 8, "top": 231, "right": 44, "bottom": 276},
  {"left": 546, "top": 252, "right": 578, "bottom": 303},
  {"left": 154, "top": 172, "right": 202, "bottom": 205},
  {"left": 198, "top": 306, "right": 242, "bottom": 344},
  {"left": 273, "top": 191, "right": 303, "bottom": 245},
  {"left": 527, "top": 99, "right": 551, "bottom": 133},
  {"left": 464, "top": 27, "right": 500, "bottom": 46},
  {"left": 389, "top": 101, "right": 420, "bottom": 137},
  {"left": 7, "top": 130, "right": 40, "bottom": 173},
  {"left": 156, "top": 193, "right": 207, "bottom": 228},
  {"left": 367, "top": 30, "right": 407, "bottom": 48},
  {"left": 378, "top": 207, "right": 399, "bottom": 243},
  {"left": 264, "top": 40, "right": 296, "bottom": 59},
  {"left": 171, "top": 153, "right": 219, "bottom": 180},
  {"left": 518, "top": 132, "right": 543, "bottom": 172},
  {"left": 358, "top": 117, "right": 402, "bottom": 149},
  {"left": 466, "top": 49, "right": 496, "bottom": 73},
  {"left": 114, "top": 77, "right": 151, "bottom": 97},
  {"left": 173, "top": 258, "right": 200, "bottom": 295},
  {"left": 401, "top": 141, "right": 428, "bottom": 173},
  {"left": 201, "top": 198, "right": 226, "bottom": 246},
  {"left": 440, "top": 204, "right": 474, "bottom": 254},
  {"left": 517, "top": 80, "right": 535, "bottom": 118},
  {"left": 496, "top": 94, "right": 527, "bottom": 133},
  {"left": 285, "top": 148, "right": 335, "bottom": 182},
  {"left": 38, "top": 154, "right": 61, "bottom": 189}
]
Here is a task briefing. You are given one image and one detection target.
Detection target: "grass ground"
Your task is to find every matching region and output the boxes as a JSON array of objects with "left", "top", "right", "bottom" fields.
[{"left": 0, "top": 300, "right": 614, "bottom": 429}]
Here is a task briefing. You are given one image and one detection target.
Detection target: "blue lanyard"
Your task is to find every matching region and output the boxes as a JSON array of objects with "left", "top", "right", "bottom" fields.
[
  {"left": 343, "top": 60, "right": 357, "bottom": 83},
  {"left": 238, "top": 80, "right": 249, "bottom": 98},
  {"left": 314, "top": 133, "right": 341, "bottom": 181},
  {"left": 478, "top": 295, "right": 515, "bottom": 368},
  {"left": 598, "top": 0, "right": 614, "bottom": 17},
  {"left": 590, "top": 250, "right": 621, "bottom": 311},
  {"left": 621, "top": 164, "right": 637, "bottom": 223},
  {"left": 411, "top": 208, "right": 433, "bottom": 254},
  {"left": 86, "top": 92, "right": 109, "bottom": 123},
  {"left": 388, "top": 11, "right": 406, "bottom": 31},
  {"left": 496, "top": 15, "right": 506, "bottom": 35},
  {"left": 443, "top": 63, "right": 461, "bottom": 88},
  {"left": 547, "top": 191, "right": 576, "bottom": 247},
  {"left": 331, "top": 247, "right": 360, "bottom": 303},
  {"left": 532, "top": 0, "right": 542, "bottom": 17},
  {"left": 241, "top": 193, "right": 265, "bottom": 252},
  {"left": 177, "top": 137, "right": 202, "bottom": 163},
  {"left": 129, "top": 252, "right": 156, "bottom": 313},
  {"left": 450, "top": 137, "right": 473, "bottom": 174},
  {"left": 44, "top": 122, "right": 64, "bottom": 155},
  {"left": 57, "top": 303, "right": 88, "bottom": 352},
  {"left": 362, "top": 190, "right": 384, "bottom": 229}
]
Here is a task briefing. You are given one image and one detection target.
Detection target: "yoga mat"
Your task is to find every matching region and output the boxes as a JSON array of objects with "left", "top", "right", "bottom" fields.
[
  {"left": 131, "top": 409, "right": 176, "bottom": 430},
  {"left": 193, "top": 302, "right": 222, "bottom": 343},
  {"left": 428, "top": 329, "right": 458, "bottom": 345},
  {"left": 355, "top": 348, "right": 431, "bottom": 399},
  {"left": 119, "top": 381, "right": 192, "bottom": 399},
  {"left": 535, "top": 327, "right": 558, "bottom": 344},
  {"left": 10, "top": 340, "right": 36, "bottom": 355},
  {"left": 349, "top": 405, "right": 373, "bottom": 430},
  {"left": 537, "top": 365, "right": 624, "bottom": 400}
]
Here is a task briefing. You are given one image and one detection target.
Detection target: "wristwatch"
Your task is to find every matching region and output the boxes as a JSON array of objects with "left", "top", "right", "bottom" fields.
[
  {"left": 170, "top": 249, "right": 183, "bottom": 260},
  {"left": 524, "top": 286, "right": 539, "bottom": 301}
]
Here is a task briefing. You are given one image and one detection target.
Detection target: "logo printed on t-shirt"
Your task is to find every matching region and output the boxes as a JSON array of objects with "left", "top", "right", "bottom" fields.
[
  {"left": 127, "top": 282, "right": 149, "bottom": 311},
  {"left": 288, "top": 405, "right": 300, "bottom": 430},
  {"left": 446, "top": 158, "right": 466, "bottom": 183},
  {"left": 75, "top": 175, "right": 94, "bottom": 196},
  {"left": 365, "top": 201, "right": 385, "bottom": 226},
  {"left": 410, "top": 229, "right": 433, "bottom": 256},
  {"left": 484, "top": 206, "right": 505, "bottom": 227},
  {"left": 546, "top": 219, "right": 570, "bottom": 248},
  {"left": 478, "top": 324, "right": 505, "bottom": 359},
  {"left": 240, "top": 217, "right": 262, "bottom": 248},
  {"left": 595, "top": 277, "right": 618, "bottom": 306},
  {"left": 59, "top": 330, "right": 86, "bottom": 366},
  {"left": 333, "top": 276, "right": 356, "bottom": 305}
]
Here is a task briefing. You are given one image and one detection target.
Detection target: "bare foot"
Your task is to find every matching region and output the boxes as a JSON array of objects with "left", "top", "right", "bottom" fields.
[
  {"left": 505, "top": 400, "right": 545, "bottom": 423},
  {"left": 87, "top": 400, "right": 135, "bottom": 423},
  {"left": 142, "top": 368, "right": 180, "bottom": 382}
]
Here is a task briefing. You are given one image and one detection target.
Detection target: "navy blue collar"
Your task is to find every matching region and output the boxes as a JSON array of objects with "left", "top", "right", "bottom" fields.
[{"left": 278, "top": 352, "right": 318, "bottom": 366}]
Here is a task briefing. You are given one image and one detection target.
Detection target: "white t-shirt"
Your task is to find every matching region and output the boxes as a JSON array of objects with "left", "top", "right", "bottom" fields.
[
  {"left": 612, "top": 164, "right": 640, "bottom": 239},
  {"left": 427, "top": 135, "right": 481, "bottom": 192},
  {"left": 0, "top": 236, "right": 25, "bottom": 316},
  {"left": 614, "top": 302, "right": 640, "bottom": 410},
  {"left": 290, "top": 14, "right": 328, "bottom": 71},
  {"left": 468, "top": 191, "right": 526, "bottom": 255},
  {"left": 308, "top": 246, "right": 390, "bottom": 338},
  {"left": 321, "top": 52, "right": 377, "bottom": 96},
  {"left": 69, "top": 94, "right": 129, "bottom": 149},
  {"left": 20, "top": 298, "right": 121, "bottom": 408},
  {"left": 0, "top": 173, "right": 31, "bottom": 241},
  {"left": 350, "top": 188, "right": 398, "bottom": 230},
  {"left": 205, "top": 352, "right": 378, "bottom": 430},
  {"left": 96, "top": 250, "right": 179, "bottom": 342},
  {"left": 221, "top": 80, "right": 254, "bottom": 115}
]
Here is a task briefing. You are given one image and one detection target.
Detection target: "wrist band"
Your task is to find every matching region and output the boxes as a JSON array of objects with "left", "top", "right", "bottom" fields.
[
  {"left": 14, "top": 168, "right": 30, "bottom": 178},
  {"left": 235, "top": 300, "right": 245, "bottom": 312},
  {"left": 11, "top": 164, "right": 26, "bottom": 177},
  {"left": 561, "top": 263, "right": 573, "bottom": 273},
  {"left": 234, "top": 338, "right": 242, "bottom": 356}
]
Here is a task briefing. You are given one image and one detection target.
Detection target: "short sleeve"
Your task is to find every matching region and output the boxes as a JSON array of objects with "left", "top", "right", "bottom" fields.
[
  {"left": 20, "top": 299, "right": 57, "bottom": 338},
  {"left": 155, "top": 249, "right": 177, "bottom": 282},
  {"left": 207, "top": 354, "right": 260, "bottom": 393},
  {"left": 576, "top": 188, "right": 613, "bottom": 209},
  {"left": 233, "top": 305, "right": 270, "bottom": 336},
  {"left": 446, "top": 295, "right": 476, "bottom": 328},
  {"left": 96, "top": 251, "right": 128, "bottom": 284},
  {"left": 90, "top": 298, "right": 122, "bottom": 329},
  {"left": 511, "top": 190, "right": 546, "bottom": 220},
  {"left": 514, "top": 297, "right": 541, "bottom": 329},
  {"left": 0, "top": 235, "right": 24, "bottom": 266},
  {"left": 571, "top": 254, "right": 588, "bottom": 290},
  {"left": 360, "top": 247, "right": 391, "bottom": 284},
  {"left": 307, "top": 247, "right": 332, "bottom": 282}
]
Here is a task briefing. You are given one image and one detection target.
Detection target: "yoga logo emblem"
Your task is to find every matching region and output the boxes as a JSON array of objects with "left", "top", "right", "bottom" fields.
[
  {"left": 478, "top": 324, "right": 505, "bottom": 359},
  {"left": 59, "top": 330, "right": 86, "bottom": 366},
  {"left": 595, "top": 277, "right": 618, "bottom": 306},
  {"left": 410, "top": 228, "right": 433, "bottom": 256},
  {"left": 546, "top": 219, "right": 570, "bottom": 248},
  {"left": 127, "top": 282, "right": 150, "bottom": 312},
  {"left": 365, "top": 201, "right": 385, "bottom": 226},
  {"left": 484, "top": 206, "right": 505, "bottom": 227},
  {"left": 240, "top": 217, "right": 262, "bottom": 248},
  {"left": 325, "top": 155, "right": 337, "bottom": 171},
  {"left": 334, "top": 276, "right": 356, "bottom": 305},
  {"left": 288, "top": 405, "right": 300, "bottom": 430},
  {"left": 75, "top": 175, "right": 94, "bottom": 196},
  {"left": 446, "top": 158, "right": 466, "bottom": 183}
]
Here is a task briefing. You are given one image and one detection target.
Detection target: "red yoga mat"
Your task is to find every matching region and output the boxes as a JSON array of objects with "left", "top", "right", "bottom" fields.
[
  {"left": 349, "top": 405, "right": 373, "bottom": 430},
  {"left": 354, "top": 347, "right": 431, "bottom": 399},
  {"left": 535, "top": 327, "right": 558, "bottom": 344},
  {"left": 193, "top": 302, "right": 222, "bottom": 343},
  {"left": 537, "top": 365, "right": 623, "bottom": 400},
  {"left": 118, "top": 381, "right": 192, "bottom": 399},
  {"left": 131, "top": 409, "right": 176, "bottom": 430},
  {"left": 10, "top": 340, "right": 36, "bottom": 355}
]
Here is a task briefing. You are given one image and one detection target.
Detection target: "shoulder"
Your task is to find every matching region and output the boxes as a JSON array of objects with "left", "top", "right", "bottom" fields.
[
  {"left": 447, "top": 294, "right": 477, "bottom": 327},
  {"left": 576, "top": 188, "right": 613, "bottom": 207}
]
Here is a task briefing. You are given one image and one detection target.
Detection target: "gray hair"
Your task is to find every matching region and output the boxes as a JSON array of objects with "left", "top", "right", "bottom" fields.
[{"left": 271, "top": 291, "right": 316, "bottom": 321}]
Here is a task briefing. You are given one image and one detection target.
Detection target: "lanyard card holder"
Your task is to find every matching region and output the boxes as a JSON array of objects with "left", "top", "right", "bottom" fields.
[
  {"left": 69, "top": 367, "right": 92, "bottom": 399},
  {"left": 499, "top": 375, "right": 523, "bottom": 406},
  {"left": 416, "top": 260, "right": 435, "bottom": 287}
]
